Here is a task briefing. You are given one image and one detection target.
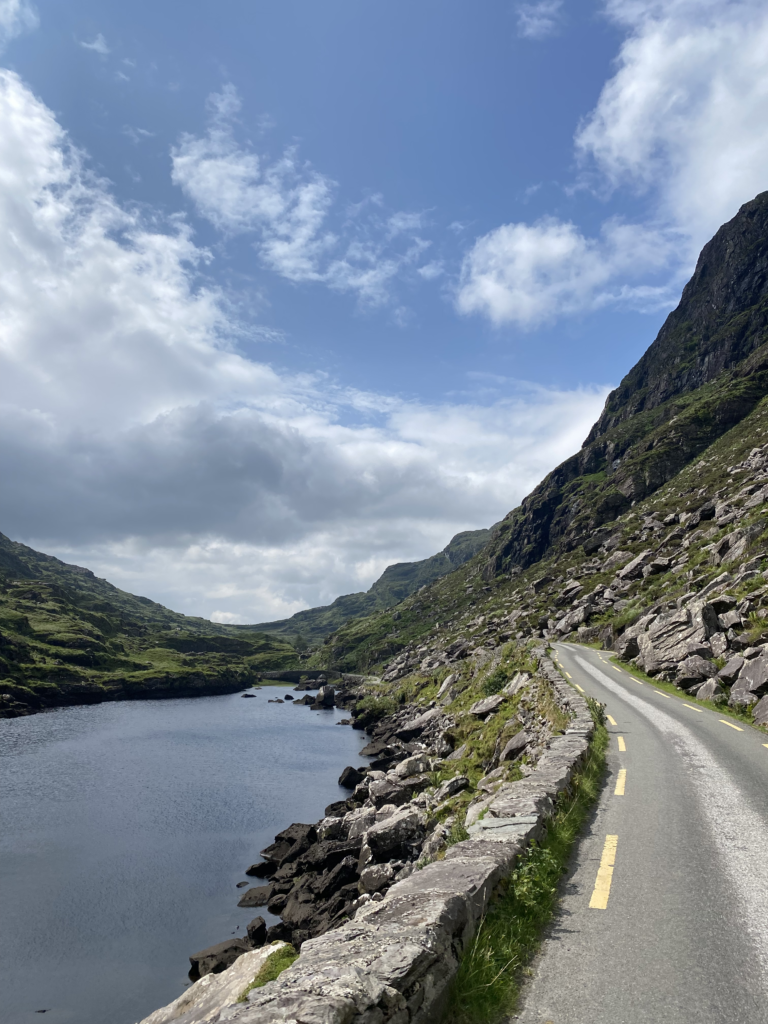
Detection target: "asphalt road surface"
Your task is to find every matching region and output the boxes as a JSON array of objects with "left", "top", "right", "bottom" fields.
[{"left": 514, "top": 642, "right": 768, "bottom": 1024}]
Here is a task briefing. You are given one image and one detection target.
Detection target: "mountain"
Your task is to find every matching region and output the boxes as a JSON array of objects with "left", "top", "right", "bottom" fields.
[
  {"left": 0, "top": 533, "right": 297, "bottom": 715},
  {"left": 246, "top": 526, "right": 497, "bottom": 644},
  {"left": 482, "top": 191, "right": 768, "bottom": 577},
  {"left": 306, "top": 193, "right": 768, "bottom": 734}
]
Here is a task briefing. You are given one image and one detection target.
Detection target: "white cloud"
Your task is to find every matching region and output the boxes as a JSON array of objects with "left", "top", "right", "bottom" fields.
[
  {"left": 457, "top": 216, "right": 677, "bottom": 327},
  {"left": 516, "top": 0, "right": 564, "bottom": 39},
  {"left": 577, "top": 0, "right": 768, "bottom": 247},
  {"left": 172, "top": 85, "right": 433, "bottom": 307},
  {"left": 460, "top": 0, "right": 768, "bottom": 327},
  {"left": 80, "top": 32, "right": 109, "bottom": 55},
  {"left": 0, "top": 0, "right": 37, "bottom": 47},
  {"left": 0, "top": 69, "right": 609, "bottom": 621}
]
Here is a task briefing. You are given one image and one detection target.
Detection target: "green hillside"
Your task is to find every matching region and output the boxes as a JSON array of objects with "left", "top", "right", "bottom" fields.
[{"left": 0, "top": 533, "right": 297, "bottom": 716}]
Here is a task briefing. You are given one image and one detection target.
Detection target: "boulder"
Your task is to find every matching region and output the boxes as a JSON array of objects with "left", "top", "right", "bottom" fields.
[
  {"left": 676, "top": 655, "right": 717, "bottom": 687},
  {"left": 718, "top": 655, "right": 744, "bottom": 683},
  {"left": 395, "top": 707, "right": 440, "bottom": 739},
  {"left": 436, "top": 673, "right": 457, "bottom": 698},
  {"left": 316, "top": 685, "right": 335, "bottom": 708},
  {"left": 188, "top": 938, "right": 250, "bottom": 977},
  {"left": 236, "top": 884, "right": 272, "bottom": 908},
  {"left": 394, "top": 752, "right": 431, "bottom": 778},
  {"left": 636, "top": 607, "right": 711, "bottom": 675},
  {"left": 338, "top": 765, "right": 365, "bottom": 789},
  {"left": 692, "top": 679, "right": 726, "bottom": 703},
  {"left": 260, "top": 822, "right": 317, "bottom": 869},
  {"left": 642, "top": 558, "right": 671, "bottom": 577},
  {"left": 241, "top": 693, "right": 256, "bottom": 698},
  {"left": 613, "top": 634, "right": 639, "bottom": 660},
  {"left": 753, "top": 694, "right": 768, "bottom": 727},
  {"left": 729, "top": 656, "right": 768, "bottom": 706},
  {"left": 324, "top": 799, "right": 351, "bottom": 818},
  {"left": 365, "top": 805, "right": 426, "bottom": 861},
  {"left": 710, "top": 632, "right": 728, "bottom": 658},
  {"left": 246, "top": 916, "right": 267, "bottom": 947},
  {"left": 359, "top": 861, "right": 396, "bottom": 893},
  {"left": 499, "top": 730, "right": 532, "bottom": 762},
  {"left": 433, "top": 775, "right": 469, "bottom": 802},
  {"left": 314, "top": 856, "right": 360, "bottom": 900},
  {"left": 617, "top": 550, "right": 654, "bottom": 581},
  {"left": 468, "top": 694, "right": 505, "bottom": 717}
]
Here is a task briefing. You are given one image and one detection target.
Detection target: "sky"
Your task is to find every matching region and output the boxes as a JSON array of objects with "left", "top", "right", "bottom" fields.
[{"left": 1, "top": 0, "right": 767, "bottom": 624}]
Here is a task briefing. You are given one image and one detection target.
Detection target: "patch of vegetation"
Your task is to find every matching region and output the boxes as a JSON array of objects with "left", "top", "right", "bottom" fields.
[
  {"left": 237, "top": 943, "right": 299, "bottom": 1001},
  {"left": 443, "top": 712, "right": 608, "bottom": 1024}
]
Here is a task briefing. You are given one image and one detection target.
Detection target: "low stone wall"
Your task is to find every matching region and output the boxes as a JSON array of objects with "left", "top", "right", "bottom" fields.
[{"left": 140, "top": 657, "right": 595, "bottom": 1024}]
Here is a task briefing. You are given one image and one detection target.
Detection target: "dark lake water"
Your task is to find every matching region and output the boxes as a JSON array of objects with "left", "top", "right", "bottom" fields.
[{"left": 0, "top": 689, "right": 367, "bottom": 1024}]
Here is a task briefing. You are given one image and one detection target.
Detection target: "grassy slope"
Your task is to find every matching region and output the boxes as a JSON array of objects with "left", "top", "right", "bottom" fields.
[{"left": 0, "top": 533, "right": 298, "bottom": 712}]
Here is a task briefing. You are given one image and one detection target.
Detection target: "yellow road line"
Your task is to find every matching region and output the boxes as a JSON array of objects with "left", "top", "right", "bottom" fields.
[
  {"left": 589, "top": 835, "right": 619, "bottom": 910},
  {"left": 719, "top": 719, "right": 743, "bottom": 731},
  {"left": 614, "top": 769, "right": 626, "bottom": 796},
  {"left": 617, "top": 736, "right": 626, "bottom": 752},
  {"left": 764, "top": 744, "right": 768, "bottom": 750},
  {"left": 654, "top": 690, "right": 672, "bottom": 698},
  {"left": 574, "top": 683, "right": 585, "bottom": 693},
  {"left": 612, "top": 665, "right": 622, "bottom": 673},
  {"left": 606, "top": 714, "right": 617, "bottom": 726},
  {"left": 565, "top": 671, "right": 572, "bottom": 679},
  {"left": 681, "top": 704, "right": 704, "bottom": 714}
]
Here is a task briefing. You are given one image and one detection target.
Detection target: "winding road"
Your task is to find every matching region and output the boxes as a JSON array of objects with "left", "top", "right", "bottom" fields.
[{"left": 514, "top": 642, "right": 768, "bottom": 1024}]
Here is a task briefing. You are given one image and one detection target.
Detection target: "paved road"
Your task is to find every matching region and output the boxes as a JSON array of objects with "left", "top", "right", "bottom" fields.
[{"left": 514, "top": 643, "right": 768, "bottom": 1024}]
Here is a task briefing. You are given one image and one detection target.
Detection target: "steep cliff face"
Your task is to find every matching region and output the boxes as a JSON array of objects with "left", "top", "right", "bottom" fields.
[{"left": 483, "top": 192, "right": 768, "bottom": 578}]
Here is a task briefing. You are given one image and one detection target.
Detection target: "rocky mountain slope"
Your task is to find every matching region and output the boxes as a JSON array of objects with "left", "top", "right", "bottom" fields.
[
  {"left": 246, "top": 526, "right": 496, "bottom": 644},
  {"left": 0, "top": 533, "right": 297, "bottom": 716},
  {"left": 304, "top": 194, "right": 768, "bottom": 734}
]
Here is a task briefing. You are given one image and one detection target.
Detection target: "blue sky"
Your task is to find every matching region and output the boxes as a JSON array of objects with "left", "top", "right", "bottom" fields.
[{"left": 1, "top": 0, "right": 766, "bottom": 621}]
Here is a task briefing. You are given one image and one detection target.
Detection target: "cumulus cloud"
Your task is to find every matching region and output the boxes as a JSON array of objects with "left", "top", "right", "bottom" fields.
[
  {"left": 0, "top": 69, "right": 608, "bottom": 620},
  {"left": 516, "top": 0, "right": 564, "bottom": 39},
  {"left": 0, "top": 0, "right": 37, "bottom": 47},
  {"left": 459, "top": 0, "right": 768, "bottom": 327},
  {"left": 172, "top": 85, "right": 431, "bottom": 306},
  {"left": 457, "top": 216, "right": 677, "bottom": 327}
]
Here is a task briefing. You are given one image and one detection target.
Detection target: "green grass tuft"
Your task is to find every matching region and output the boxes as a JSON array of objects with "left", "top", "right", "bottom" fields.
[{"left": 237, "top": 943, "right": 299, "bottom": 1002}]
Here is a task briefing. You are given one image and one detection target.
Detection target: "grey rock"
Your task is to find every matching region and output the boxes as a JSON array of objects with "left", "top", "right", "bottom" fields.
[
  {"left": 555, "top": 604, "right": 589, "bottom": 634},
  {"left": 718, "top": 655, "right": 745, "bottom": 683},
  {"left": 394, "top": 752, "right": 431, "bottom": 778},
  {"left": 468, "top": 693, "right": 505, "bottom": 717},
  {"left": 139, "top": 945, "right": 288, "bottom": 1024},
  {"left": 365, "top": 805, "right": 425, "bottom": 860},
  {"left": 359, "top": 861, "right": 396, "bottom": 893},
  {"left": 718, "top": 609, "right": 743, "bottom": 630},
  {"left": 436, "top": 673, "right": 457, "bottom": 698},
  {"left": 710, "top": 631, "right": 729, "bottom": 658},
  {"left": 753, "top": 694, "right": 768, "bottom": 727},
  {"left": 499, "top": 730, "right": 531, "bottom": 762},
  {"left": 246, "top": 916, "right": 267, "bottom": 947},
  {"left": 676, "top": 655, "right": 717, "bottom": 687},
  {"left": 616, "top": 550, "right": 654, "bottom": 581},
  {"left": 613, "top": 633, "right": 639, "bottom": 660},
  {"left": 692, "top": 679, "right": 726, "bottom": 702},
  {"left": 316, "top": 685, "right": 336, "bottom": 708},
  {"left": 237, "top": 884, "right": 272, "bottom": 908},
  {"left": 434, "top": 775, "right": 470, "bottom": 802},
  {"left": 338, "top": 765, "right": 365, "bottom": 789},
  {"left": 395, "top": 707, "right": 440, "bottom": 739},
  {"left": 730, "top": 655, "right": 768, "bottom": 706},
  {"left": 189, "top": 938, "right": 250, "bottom": 977}
]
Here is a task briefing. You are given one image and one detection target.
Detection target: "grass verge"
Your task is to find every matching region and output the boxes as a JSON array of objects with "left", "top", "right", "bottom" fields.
[
  {"left": 237, "top": 943, "right": 299, "bottom": 1002},
  {"left": 443, "top": 701, "right": 608, "bottom": 1024}
]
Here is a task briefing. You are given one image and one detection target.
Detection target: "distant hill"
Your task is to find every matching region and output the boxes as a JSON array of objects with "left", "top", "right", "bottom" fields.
[
  {"left": 246, "top": 526, "right": 498, "bottom": 644},
  {"left": 0, "top": 533, "right": 297, "bottom": 715}
]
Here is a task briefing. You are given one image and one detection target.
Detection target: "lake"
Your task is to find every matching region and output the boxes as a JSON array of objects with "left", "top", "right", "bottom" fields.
[{"left": 0, "top": 688, "right": 367, "bottom": 1024}]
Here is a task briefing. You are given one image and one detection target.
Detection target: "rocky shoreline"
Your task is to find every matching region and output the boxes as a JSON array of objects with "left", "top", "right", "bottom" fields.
[{"left": 140, "top": 645, "right": 598, "bottom": 1024}]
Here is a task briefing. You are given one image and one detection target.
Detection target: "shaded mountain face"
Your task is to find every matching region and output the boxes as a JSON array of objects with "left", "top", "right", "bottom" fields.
[
  {"left": 247, "top": 526, "right": 496, "bottom": 644},
  {"left": 483, "top": 191, "right": 768, "bottom": 578}
]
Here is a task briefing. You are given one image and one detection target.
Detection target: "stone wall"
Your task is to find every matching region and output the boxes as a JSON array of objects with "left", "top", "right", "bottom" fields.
[{"left": 139, "top": 659, "right": 594, "bottom": 1024}]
